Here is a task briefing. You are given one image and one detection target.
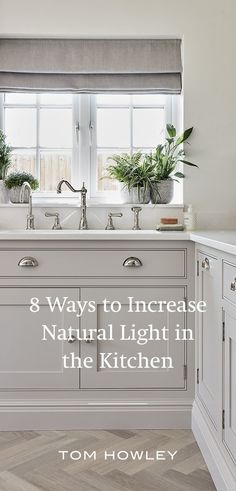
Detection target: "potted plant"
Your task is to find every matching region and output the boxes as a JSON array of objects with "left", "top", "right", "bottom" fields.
[
  {"left": 105, "top": 152, "right": 153, "bottom": 203},
  {"left": 146, "top": 124, "right": 198, "bottom": 204},
  {"left": 0, "top": 130, "right": 12, "bottom": 203},
  {"left": 5, "top": 172, "right": 39, "bottom": 203}
]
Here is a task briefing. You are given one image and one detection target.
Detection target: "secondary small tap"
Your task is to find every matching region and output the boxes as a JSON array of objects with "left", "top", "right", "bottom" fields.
[
  {"left": 20, "top": 182, "right": 35, "bottom": 230},
  {"left": 57, "top": 180, "right": 88, "bottom": 230}
]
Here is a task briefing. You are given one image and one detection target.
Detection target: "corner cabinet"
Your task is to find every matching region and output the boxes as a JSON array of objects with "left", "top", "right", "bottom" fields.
[
  {"left": 194, "top": 244, "right": 236, "bottom": 491},
  {"left": 0, "top": 238, "right": 194, "bottom": 430},
  {"left": 195, "top": 251, "right": 221, "bottom": 430}
]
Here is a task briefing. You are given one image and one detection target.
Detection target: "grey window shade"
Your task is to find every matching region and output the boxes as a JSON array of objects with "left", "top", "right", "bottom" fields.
[{"left": 0, "top": 39, "right": 182, "bottom": 94}]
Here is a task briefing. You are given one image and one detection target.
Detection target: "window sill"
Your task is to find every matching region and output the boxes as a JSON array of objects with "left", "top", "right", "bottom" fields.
[{"left": 0, "top": 200, "right": 183, "bottom": 209}]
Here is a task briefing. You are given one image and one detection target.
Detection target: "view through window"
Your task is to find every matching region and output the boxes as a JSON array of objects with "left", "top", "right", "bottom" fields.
[{"left": 0, "top": 93, "right": 182, "bottom": 202}]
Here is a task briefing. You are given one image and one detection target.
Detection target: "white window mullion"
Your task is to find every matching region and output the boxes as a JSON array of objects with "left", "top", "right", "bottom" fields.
[
  {"left": 36, "top": 94, "right": 40, "bottom": 186},
  {"left": 75, "top": 94, "right": 91, "bottom": 194},
  {"left": 90, "top": 95, "right": 98, "bottom": 198},
  {"left": 0, "top": 94, "right": 4, "bottom": 131},
  {"left": 71, "top": 94, "right": 80, "bottom": 187},
  {"left": 164, "top": 95, "right": 172, "bottom": 133},
  {"left": 130, "top": 95, "right": 133, "bottom": 154}
]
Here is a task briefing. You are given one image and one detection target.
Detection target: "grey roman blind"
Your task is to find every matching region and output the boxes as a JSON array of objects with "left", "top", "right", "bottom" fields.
[{"left": 0, "top": 38, "right": 182, "bottom": 93}]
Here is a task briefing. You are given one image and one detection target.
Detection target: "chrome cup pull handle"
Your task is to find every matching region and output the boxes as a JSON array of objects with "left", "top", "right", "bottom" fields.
[
  {"left": 123, "top": 257, "right": 143, "bottom": 268},
  {"left": 18, "top": 257, "right": 38, "bottom": 267},
  {"left": 230, "top": 279, "right": 236, "bottom": 292},
  {"left": 202, "top": 258, "right": 210, "bottom": 270}
]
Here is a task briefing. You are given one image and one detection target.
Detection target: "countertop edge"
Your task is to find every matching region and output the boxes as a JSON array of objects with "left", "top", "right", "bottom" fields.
[
  {"left": 190, "top": 232, "right": 236, "bottom": 256},
  {"left": 1, "top": 231, "right": 236, "bottom": 257},
  {"left": 0, "top": 231, "right": 191, "bottom": 241}
]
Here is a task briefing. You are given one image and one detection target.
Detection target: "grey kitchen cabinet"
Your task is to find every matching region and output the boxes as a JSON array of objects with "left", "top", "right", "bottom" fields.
[
  {"left": 80, "top": 287, "right": 187, "bottom": 390},
  {"left": 196, "top": 251, "right": 221, "bottom": 430},
  {"left": 0, "top": 248, "right": 186, "bottom": 278},
  {"left": 223, "top": 307, "right": 236, "bottom": 463},
  {"left": 0, "top": 239, "right": 194, "bottom": 430},
  {"left": 194, "top": 246, "right": 236, "bottom": 491},
  {"left": 0, "top": 288, "right": 80, "bottom": 389}
]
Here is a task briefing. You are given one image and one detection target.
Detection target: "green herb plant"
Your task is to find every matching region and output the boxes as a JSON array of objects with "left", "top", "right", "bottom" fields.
[
  {"left": 104, "top": 125, "right": 198, "bottom": 201},
  {"left": 146, "top": 124, "right": 198, "bottom": 182},
  {"left": 5, "top": 172, "right": 39, "bottom": 190},
  {"left": 106, "top": 151, "right": 155, "bottom": 195}
]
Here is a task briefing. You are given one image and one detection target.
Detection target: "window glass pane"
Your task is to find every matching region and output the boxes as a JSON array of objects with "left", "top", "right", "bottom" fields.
[
  {"left": 4, "top": 93, "right": 36, "bottom": 105},
  {"left": 40, "top": 151, "right": 71, "bottom": 191},
  {"left": 40, "top": 93, "right": 73, "bottom": 105},
  {"left": 96, "top": 94, "right": 130, "bottom": 105},
  {"left": 132, "top": 94, "right": 166, "bottom": 106},
  {"left": 133, "top": 108, "right": 165, "bottom": 148},
  {"left": 97, "top": 108, "right": 130, "bottom": 147},
  {"left": 5, "top": 108, "right": 36, "bottom": 147},
  {"left": 40, "top": 109, "right": 72, "bottom": 148},
  {"left": 97, "top": 151, "right": 121, "bottom": 192},
  {"left": 10, "top": 150, "right": 37, "bottom": 175}
]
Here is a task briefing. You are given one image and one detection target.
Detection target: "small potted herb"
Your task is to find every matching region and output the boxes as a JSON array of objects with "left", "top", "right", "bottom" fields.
[
  {"left": 0, "top": 130, "right": 12, "bottom": 203},
  {"left": 146, "top": 124, "right": 198, "bottom": 204},
  {"left": 5, "top": 172, "right": 39, "bottom": 203},
  {"left": 105, "top": 152, "right": 153, "bottom": 203}
]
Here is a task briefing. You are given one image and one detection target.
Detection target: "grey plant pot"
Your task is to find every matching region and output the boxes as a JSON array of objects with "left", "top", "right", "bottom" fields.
[
  {"left": 150, "top": 179, "right": 174, "bottom": 204},
  {"left": 121, "top": 186, "right": 150, "bottom": 204},
  {"left": 10, "top": 186, "right": 30, "bottom": 203}
]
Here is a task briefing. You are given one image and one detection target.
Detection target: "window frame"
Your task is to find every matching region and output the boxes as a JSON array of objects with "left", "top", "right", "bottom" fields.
[
  {"left": 1, "top": 93, "right": 75, "bottom": 197},
  {"left": 0, "top": 93, "right": 183, "bottom": 204},
  {"left": 89, "top": 94, "right": 175, "bottom": 200}
]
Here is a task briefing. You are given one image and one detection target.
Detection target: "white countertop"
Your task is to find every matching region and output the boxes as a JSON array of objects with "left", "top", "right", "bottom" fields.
[
  {"left": 0, "top": 229, "right": 190, "bottom": 241},
  {"left": 190, "top": 231, "right": 236, "bottom": 256},
  {"left": 1, "top": 229, "right": 236, "bottom": 255}
]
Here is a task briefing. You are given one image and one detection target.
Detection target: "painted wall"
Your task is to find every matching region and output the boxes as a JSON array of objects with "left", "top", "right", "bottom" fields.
[{"left": 1, "top": 0, "right": 236, "bottom": 229}]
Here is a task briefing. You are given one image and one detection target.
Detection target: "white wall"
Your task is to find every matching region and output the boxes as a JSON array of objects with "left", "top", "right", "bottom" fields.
[{"left": 1, "top": 0, "right": 236, "bottom": 229}]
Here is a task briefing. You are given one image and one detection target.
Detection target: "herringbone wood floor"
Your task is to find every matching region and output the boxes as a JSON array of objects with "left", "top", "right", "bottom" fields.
[{"left": 0, "top": 430, "right": 216, "bottom": 491}]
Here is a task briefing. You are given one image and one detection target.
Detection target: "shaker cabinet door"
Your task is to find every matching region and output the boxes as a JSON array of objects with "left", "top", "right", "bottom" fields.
[
  {"left": 80, "top": 287, "right": 187, "bottom": 390},
  {"left": 223, "top": 309, "right": 236, "bottom": 462},
  {"left": 0, "top": 288, "right": 79, "bottom": 390},
  {"left": 196, "top": 252, "right": 221, "bottom": 428}
]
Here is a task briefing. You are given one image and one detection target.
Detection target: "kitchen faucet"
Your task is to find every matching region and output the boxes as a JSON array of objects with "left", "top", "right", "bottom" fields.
[
  {"left": 57, "top": 180, "right": 88, "bottom": 230},
  {"left": 20, "top": 181, "right": 35, "bottom": 230}
]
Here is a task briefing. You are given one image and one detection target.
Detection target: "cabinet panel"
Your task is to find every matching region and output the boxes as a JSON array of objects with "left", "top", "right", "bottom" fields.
[
  {"left": 0, "top": 248, "right": 186, "bottom": 278},
  {"left": 80, "top": 287, "right": 186, "bottom": 390},
  {"left": 0, "top": 288, "right": 79, "bottom": 389},
  {"left": 224, "top": 309, "right": 236, "bottom": 462},
  {"left": 197, "top": 252, "right": 221, "bottom": 428},
  {"left": 223, "top": 261, "right": 236, "bottom": 307}
]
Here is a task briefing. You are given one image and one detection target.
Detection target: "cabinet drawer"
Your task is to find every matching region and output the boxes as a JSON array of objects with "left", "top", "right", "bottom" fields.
[
  {"left": 0, "top": 248, "right": 186, "bottom": 278},
  {"left": 223, "top": 261, "right": 236, "bottom": 305}
]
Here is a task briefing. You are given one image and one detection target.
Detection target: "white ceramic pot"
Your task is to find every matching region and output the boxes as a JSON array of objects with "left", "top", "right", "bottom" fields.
[
  {"left": 10, "top": 186, "right": 30, "bottom": 203},
  {"left": 119, "top": 184, "right": 150, "bottom": 204},
  {"left": 150, "top": 179, "right": 174, "bottom": 204},
  {"left": 0, "top": 180, "right": 10, "bottom": 203}
]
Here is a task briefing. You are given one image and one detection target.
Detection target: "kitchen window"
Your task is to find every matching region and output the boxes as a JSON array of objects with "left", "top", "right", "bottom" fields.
[{"left": 0, "top": 93, "right": 182, "bottom": 203}]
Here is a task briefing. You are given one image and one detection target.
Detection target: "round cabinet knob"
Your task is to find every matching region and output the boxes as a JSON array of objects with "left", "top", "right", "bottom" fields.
[
  {"left": 18, "top": 257, "right": 38, "bottom": 267},
  {"left": 201, "top": 258, "right": 210, "bottom": 270},
  {"left": 230, "top": 279, "right": 236, "bottom": 292},
  {"left": 67, "top": 335, "right": 77, "bottom": 343},
  {"left": 123, "top": 257, "right": 143, "bottom": 268}
]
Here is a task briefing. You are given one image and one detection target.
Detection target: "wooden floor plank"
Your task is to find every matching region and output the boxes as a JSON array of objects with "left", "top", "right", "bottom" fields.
[{"left": 0, "top": 430, "right": 216, "bottom": 491}]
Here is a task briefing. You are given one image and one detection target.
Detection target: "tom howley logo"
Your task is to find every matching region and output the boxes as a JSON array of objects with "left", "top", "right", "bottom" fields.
[{"left": 58, "top": 449, "right": 178, "bottom": 461}]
